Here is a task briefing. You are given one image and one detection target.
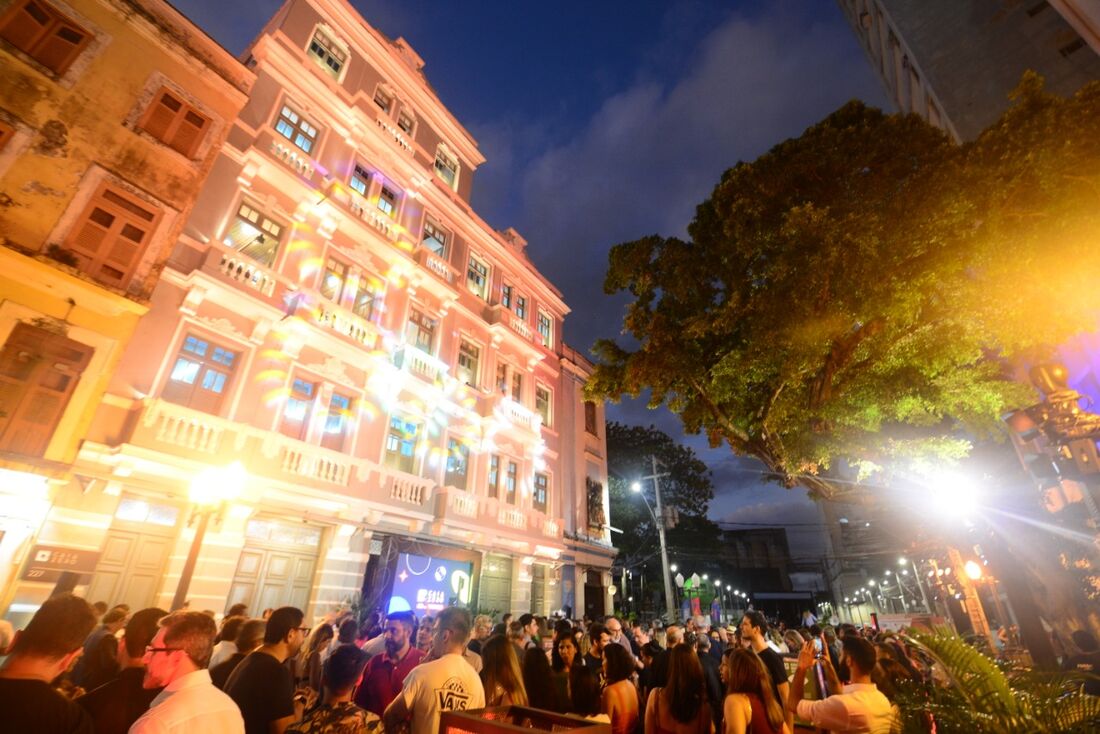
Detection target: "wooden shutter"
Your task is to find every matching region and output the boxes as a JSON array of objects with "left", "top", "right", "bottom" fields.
[
  {"left": 0, "top": 1, "right": 89, "bottom": 75},
  {"left": 140, "top": 89, "right": 209, "bottom": 158},
  {"left": 66, "top": 184, "right": 160, "bottom": 288},
  {"left": 0, "top": 323, "right": 92, "bottom": 456}
]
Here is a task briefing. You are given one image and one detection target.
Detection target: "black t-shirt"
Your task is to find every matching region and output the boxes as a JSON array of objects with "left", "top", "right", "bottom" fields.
[
  {"left": 211, "top": 651, "right": 248, "bottom": 690},
  {"left": 0, "top": 677, "right": 94, "bottom": 734},
  {"left": 1064, "top": 651, "right": 1100, "bottom": 696},
  {"left": 76, "top": 667, "right": 160, "bottom": 734},
  {"left": 756, "top": 646, "right": 789, "bottom": 703},
  {"left": 225, "top": 651, "right": 296, "bottom": 734}
]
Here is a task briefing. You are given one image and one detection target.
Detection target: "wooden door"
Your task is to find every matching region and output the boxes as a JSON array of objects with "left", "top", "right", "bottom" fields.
[{"left": 87, "top": 530, "right": 172, "bottom": 609}]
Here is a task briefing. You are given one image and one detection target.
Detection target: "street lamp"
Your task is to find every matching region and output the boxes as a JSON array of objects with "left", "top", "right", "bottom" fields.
[
  {"left": 171, "top": 462, "right": 246, "bottom": 611},
  {"left": 631, "top": 458, "right": 676, "bottom": 622}
]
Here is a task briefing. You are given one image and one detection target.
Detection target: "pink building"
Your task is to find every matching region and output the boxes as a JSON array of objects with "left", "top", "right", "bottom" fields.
[{"left": 65, "top": 0, "right": 614, "bottom": 619}]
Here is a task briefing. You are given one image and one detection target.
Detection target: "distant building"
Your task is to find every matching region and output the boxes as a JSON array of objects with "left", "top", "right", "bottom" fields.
[
  {"left": 837, "top": 0, "right": 1100, "bottom": 140},
  {"left": 0, "top": 0, "right": 615, "bottom": 622},
  {"left": 0, "top": 0, "right": 252, "bottom": 618},
  {"left": 720, "top": 528, "right": 794, "bottom": 592}
]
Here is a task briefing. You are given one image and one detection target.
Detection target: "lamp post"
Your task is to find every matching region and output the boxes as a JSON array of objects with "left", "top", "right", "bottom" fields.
[
  {"left": 631, "top": 455, "right": 675, "bottom": 622},
  {"left": 171, "top": 462, "right": 246, "bottom": 611}
]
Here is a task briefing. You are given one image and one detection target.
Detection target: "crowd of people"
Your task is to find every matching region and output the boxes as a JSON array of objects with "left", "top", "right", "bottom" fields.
[{"left": 12, "top": 593, "right": 1091, "bottom": 733}]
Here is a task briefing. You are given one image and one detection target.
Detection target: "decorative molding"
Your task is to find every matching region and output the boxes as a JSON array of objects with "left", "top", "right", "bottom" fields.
[
  {"left": 303, "top": 355, "right": 356, "bottom": 387},
  {"left": 194, "top": 316, "right": 247, "bottom": 342}
]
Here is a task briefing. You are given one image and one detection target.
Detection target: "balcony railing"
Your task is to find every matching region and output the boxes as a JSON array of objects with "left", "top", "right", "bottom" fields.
[
  {"left": 347, "top": 192, "right": 398, "bottom": 241},
  {"left": 261, "top": 433, "right": 353, "bottom": 486},
  {"left": 392, "top": 344, "right": 447, "bottom": 385},
  {"left": 380, "top": 467, "right": 432, "bottom": 507},
  {"left": 376, "top": 117, "right": 414, "bottom": 154},
  {"left": 543, "top": 517, "right": 562, "bottom": 539},
  {"left": 313, "top": 301, "right": 380, "bottom": 349},
  {"left": 139, "top": 399, "right": 231, "bottom": 454},
  {"left": 499, "top": 506, "right": 527, "bottom": 531},
  {"left": 484, "top": 304, "right": 541, "bottom": 345},
  {"left": 205, "top": 245, "right": 278, "bottom": 297},
  {"left": 269, "top": 140, "right": 315, "bottom": 181},
  {"left": 415, "top": 247, "right": 457, "bottom": 286}
]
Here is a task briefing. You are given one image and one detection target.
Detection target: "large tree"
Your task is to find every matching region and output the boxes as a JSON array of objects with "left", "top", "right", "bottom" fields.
[{"left": 588, "top": 76, "right": 1100, "bottom": 499}]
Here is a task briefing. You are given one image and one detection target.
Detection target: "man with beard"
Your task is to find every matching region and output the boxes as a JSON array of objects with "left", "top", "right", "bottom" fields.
[
  {"left": 354, "top": 611, "right": 423, "bottom": 717},
  {"left": 225, "top": 606, "right": 306, "bottom": 734}
]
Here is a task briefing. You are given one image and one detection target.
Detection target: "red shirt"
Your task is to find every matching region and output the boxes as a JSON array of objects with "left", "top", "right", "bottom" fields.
[{"left": 354, "top": 646, "right": 424, "bottom": 716}]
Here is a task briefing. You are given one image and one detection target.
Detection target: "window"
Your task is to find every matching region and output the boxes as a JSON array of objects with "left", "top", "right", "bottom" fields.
[
  {"left": 140, "top": 88, "right": 209, "bottom": 157},
  {"left": 321, "top": 391, "right": 352, "bottom": 452},
  {"left": 0, "top": 323, "right": 92, "bottom": 456},
  {"left": 308, "top": 29, "right": 346, "bottom": 79},
  {"left": 405, "top": 309, "right": 435, "bottom": 354},
  {"left": 349, "top": 163, "right": 371, "bottom": 197},
  {"left": 510, "top": 371, "right": 523, "bottom": 402},
  {"left": 434, "top": 148, "right": 458, "bottom": 189},
  {"left": 495, "top": 362, "right": 508, "bottom": 394},
  {"left": 377, "top": 183, "right": 398, "bottom": 218},
  {"left": 0, "top": 120, "right": 13, "bottom": 152},
  {"left": 501, "top": 284, "right": 512, "bottom": 309},
  {"left": 537, "top": 312, "right": 552, "bottom": 348},
  {"left": 373, "top": 86, "right": 393, "bottom": 113},
  {"left": 535, "top": 385, "right": 551, "bottom": 427},
  {"left": 162, "top": 334, "right": 239, "bottom": 414},
  {"left": 515, "top": 295, "right": 527, "bottom": 319},
  {"left": 422, "top": 217, "right": 447, "bottom": 257},
  {"left": 65, "top": 183, "right": 160, "bottom": 288},
  {"left": 274, "top": 105, "right": 317, "bottom": 154},
  {"left": 505, "top": 461, "right": 518, "bottom": 504},
  {"left": 319, "top": 258, "right": 349, "bottom": 303},
  {"left": 384, "top": 415, "right": 419, "bottom": 473},
  {"left": 0, "top": 0, "right": 90, "bottom": 76},
  {"left": 444, "top": 437, "right": 469, "bottom": 490},
  {"left": 351, "top": 278, "right": 377, "bottom": 320},
  {"left": 467, "top": 255, "right": 488, "bottom": 299},
  {"left": 584, "top": 401, "right": 599, "bottom": 436},
  {"left": 488, "top": 455, "right": 500, "bottom": 498},
  {"left": 397, "top": 109, "right": 415, "bottom": 135},
  {"left": 534, "top": 473, "right": 549, "bottom": 513},
  {"left": 222, "top": 202, "right": 282, "bottom": 267},
  {"left": 280, "top": 377, "right": 316, "bottom": 441},
  {"left": 456, "top": 340, "right": 479, "bottom": 387}
]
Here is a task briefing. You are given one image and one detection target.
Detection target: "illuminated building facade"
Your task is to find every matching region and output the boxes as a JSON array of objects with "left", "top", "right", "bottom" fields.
[
  {"left": 1, "top": 0, "right": 614, "bottom": 621},
  {"left": 0, "top": 0, "right": 252, "bottom": 619}
]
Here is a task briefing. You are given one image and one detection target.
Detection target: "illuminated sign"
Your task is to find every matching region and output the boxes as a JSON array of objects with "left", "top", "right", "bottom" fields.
[{"left": 389, "top": 551, "right": 473, "bottom": 614}]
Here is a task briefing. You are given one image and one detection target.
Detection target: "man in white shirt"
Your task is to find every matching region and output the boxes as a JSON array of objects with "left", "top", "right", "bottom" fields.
[
  {"left": 383, "top": 607, "right": 485, "bottom": 734},
  {"left": 130, "top": 611, "right": 244, "bottom": 734},
  {"left": 788, "top": 635, "right": 896, "bottom": 734}
]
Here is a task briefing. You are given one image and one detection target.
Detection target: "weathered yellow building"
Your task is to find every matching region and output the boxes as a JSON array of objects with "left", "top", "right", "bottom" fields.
[{"left": 0, "top": 0, "right": 253, "bottom": 619}]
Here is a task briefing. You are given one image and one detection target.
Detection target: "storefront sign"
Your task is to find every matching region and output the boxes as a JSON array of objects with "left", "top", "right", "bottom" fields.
[{"left": 20, "top": 544, "right": 100, "bottom": 583}]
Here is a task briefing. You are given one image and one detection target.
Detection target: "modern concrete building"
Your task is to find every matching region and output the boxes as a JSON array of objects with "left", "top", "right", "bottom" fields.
[
  {"left": 0, "top": 0, "right": 615, "bottom": 623},
  {"left": 0, "top": 0, "right": 253, "bottom": 619},
  {"left": 837, "top": 0, "right": 1100, "bottom": 140}
]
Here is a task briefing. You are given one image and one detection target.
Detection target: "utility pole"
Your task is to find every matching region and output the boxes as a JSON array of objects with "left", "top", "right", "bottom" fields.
[{"left": 651, "top": 455, "right": 677, "bottom": 623}]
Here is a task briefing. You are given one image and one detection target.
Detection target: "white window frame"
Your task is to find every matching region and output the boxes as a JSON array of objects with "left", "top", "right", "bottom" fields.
[
  {"left": 456, "top": 338, "right": 480, "bottom": 388},
  {"left": 536, "top": 310, "right": 553, "bottom": 348},
  {"left": 434, "top": 145, "right": 459, "bottom": 190},
  {"left": 373, "top": 84, "right": 394, "bottom": 114},
  {"left": 534, "top": 383, "right": 551, "bottom": 427},
  {"left": 466, "top": 254, "right": 489, "bottom": 300},
  {"left": 306, "top": 25, "right": 349, "bottom": 81}
]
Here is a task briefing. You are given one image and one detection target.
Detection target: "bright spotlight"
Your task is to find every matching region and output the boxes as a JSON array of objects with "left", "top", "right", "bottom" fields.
[
  {"left": 964, "top": 560, "right": 983, "bottom": 580},
  {"left": 670, "top": 563, "right": 678, "bottom": 572},
  {"left": 925, "top": 470, "right": 980, "bottom": 519},
  {"left": 631, "top": 482, "right": 642, "bottom": 493},
  {"left": 898, "top": 557, "right": 908, "bottom": 566}
]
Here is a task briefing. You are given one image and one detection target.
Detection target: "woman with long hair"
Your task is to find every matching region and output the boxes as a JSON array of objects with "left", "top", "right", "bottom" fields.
[
  {"left": 570, "top": 665, "right": 609, "bottom": 722},
  {"left": 523, "top": 646, "right": 560, "bottom": 711},
  {"left": 480, "top": 634, "right": 529, "bottom": 707},
  {"left": 296, "top": 622, "right": 334, "bottom": 692},
  {"left": 601, "top": 643, "right": 640, "bottom": 734},
  {"left": 722, "top": 648, "right": 788, "bottom": 734},
  {"left": 644, "top": 644, "right": 712, "bottom": 734},
  {"left": 550, "top": 634, "right": 580, "bottom": 711}
]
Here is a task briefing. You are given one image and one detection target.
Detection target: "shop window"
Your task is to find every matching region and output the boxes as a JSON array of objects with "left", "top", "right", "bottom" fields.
[
  {"left": 162, "top": 333, "right": 239, "bottom": 414},
  {"left": 466, "top": 255, "right": 488, "bottom": 299},
  {"left": 279, "top": 377, "right": 316, "bottom": 441},
  {"left": 456, "top": 340, "right": 479, "bottom": 387},
  {"left": 321, "top": 391, "right": 352, "bottom": 452},
  {"left": 0, "top": 322, "right": 92, "bottom": 456},
  {"left": 534, "top": 473, "right": 549, "bottom": 513},
  {"left": 405, "top": 309, "right": 435, "bottom": 354},
  {"left": 308, "top": 28, "right": 346, "bottom": 79},
  {"left": 384, "top": 415, "right": 419, "bottom": 474},
  {"left": 0, "top": 0, "right": 90, "bottom": 75},
  {"left": 140, "top": 88, "right": 209, "bottom": 158},
  {"left": 274, "top": 104, "right": 318, "bottom": 154},
  {"left": 65, "top": 183, "right": 160, "bottom": 289},
  {"left": 222, "top": 201, "right": 283, "bottom": 267},
  {"left": 535, "top": 385, "right": 551, "bottom": 427},
  {"left": 444, "top": 437, "right": 468, "bottom": 490}
]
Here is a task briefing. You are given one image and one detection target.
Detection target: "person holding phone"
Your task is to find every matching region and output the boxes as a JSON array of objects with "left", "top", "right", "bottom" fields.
[{"left": 787, "top": 637, "right": 896, "bottom": 733}]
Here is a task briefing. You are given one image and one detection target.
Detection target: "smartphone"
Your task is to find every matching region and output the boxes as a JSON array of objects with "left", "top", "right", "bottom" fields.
[{"left": 813, "top": 637, "right": 823, "bottom": 655}]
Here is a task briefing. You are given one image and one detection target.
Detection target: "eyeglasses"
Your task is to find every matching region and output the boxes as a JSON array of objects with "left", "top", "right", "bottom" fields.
[
  {"left": 296, "top": 627, "right": 311, "bottom": 633},
  {"left": 145, "top": 646, "right": 182, "bottom": 656}
]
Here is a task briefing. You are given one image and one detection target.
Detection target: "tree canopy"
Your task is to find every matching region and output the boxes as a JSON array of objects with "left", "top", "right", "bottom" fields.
[
  {"left": 605, "top": 422, "right": 719, "bottom": 572},
  {"left": 588, "top": 75, "right": 1100, "bottom": 499}
]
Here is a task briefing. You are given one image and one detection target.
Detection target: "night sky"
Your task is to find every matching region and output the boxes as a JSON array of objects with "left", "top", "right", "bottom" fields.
[{"left": 173, "top": 0, "right": 890, "bottom": 560}]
